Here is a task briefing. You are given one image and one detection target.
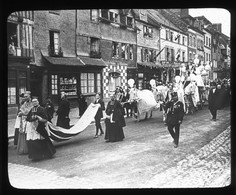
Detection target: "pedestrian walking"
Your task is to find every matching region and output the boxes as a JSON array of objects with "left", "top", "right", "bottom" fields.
[
  {"left": 26, "top": 97, "right": 56, "bottom": 161},
  {"left": 104, "top": 93, "right": 125, "bottom": 142},
  {"left": 208, "top": 82, "right": 220, "bottom": 121},
  {"left": 78, "top": 93, "right": 87, "bottom": 118},
  {"left": 221, "top": 79, "right": 230, "bottom": 108},
  {"left": 44, "top": 96, "right": 55, "bottom": 123},
  {"left": 93, "top": 93, "right": 105, "bottom": 138},
  {"left": 16, "top": 91, "right": 33, "bottom": 154},
  {"left": 56, "top": 91, "right": 70, "bottom": 129},
  {"left": 165, "top": 92, "right": 185, "bottom": 148}
]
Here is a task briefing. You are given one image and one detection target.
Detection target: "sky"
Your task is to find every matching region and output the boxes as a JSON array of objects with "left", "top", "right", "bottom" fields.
[{"left": 189, "top": 8, "right": 231, "bottom": 37}]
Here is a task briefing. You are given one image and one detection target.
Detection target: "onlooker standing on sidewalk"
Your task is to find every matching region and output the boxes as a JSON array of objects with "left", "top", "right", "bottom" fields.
[
  {"left": 165, "top": 92, "right": 184, "bottom": 148},
  {"left": 14, "top": 93, "right": 27, "bottom": 146},
  {"left": 78, "top": 93, "right": 87, "bottom": 118},
  {"left": 93, "top": 93, "right": 105, "bottom": 138},
  {"left": 208, "top": 81, "right": 220, "bottom": 121},
  {"left": 16, "top": 91, "right": 33, "bottom": 154},
  {"left": 56, "top": 91, "right": 70, "bottom": 129},
  {"left": 26, "top": 97, "right": 56, "bottom": 161},
  {"left": 44, "top": 96, "right": 55, "bottom": 123}
]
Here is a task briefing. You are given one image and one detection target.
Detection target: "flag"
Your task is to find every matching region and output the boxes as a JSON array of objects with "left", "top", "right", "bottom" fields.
[{"left": 156, "top": 47, "right": 165, "bottom": 58}]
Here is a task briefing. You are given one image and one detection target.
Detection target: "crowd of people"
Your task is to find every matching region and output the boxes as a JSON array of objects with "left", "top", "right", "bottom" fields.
[{"left": 12, "top": 77, "right": 230, "bottom": 161}]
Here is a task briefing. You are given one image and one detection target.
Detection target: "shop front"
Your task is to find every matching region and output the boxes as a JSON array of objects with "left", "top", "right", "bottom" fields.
[{"left": 43, "top": 55, "right": 106, "bottom": 107}]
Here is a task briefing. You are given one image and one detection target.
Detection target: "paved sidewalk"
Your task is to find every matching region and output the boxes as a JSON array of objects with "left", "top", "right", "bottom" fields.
[{"left": 8, "top": 126, "right": 231, "bottom": 189}]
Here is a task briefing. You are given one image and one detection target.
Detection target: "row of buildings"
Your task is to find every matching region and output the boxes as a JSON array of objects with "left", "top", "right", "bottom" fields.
[{"left": 7, "top": 9, "right": 231, "bottom": 119}]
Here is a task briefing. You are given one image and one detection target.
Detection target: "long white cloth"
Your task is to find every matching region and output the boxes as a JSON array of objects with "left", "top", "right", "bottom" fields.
[{"left": 46, "top": 103, "right": 100, "bottom": 142}]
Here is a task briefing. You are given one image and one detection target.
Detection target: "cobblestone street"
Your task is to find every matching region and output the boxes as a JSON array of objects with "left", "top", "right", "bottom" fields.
[{"left": 8, "top": 107, "right": 231, "bottom": 189}]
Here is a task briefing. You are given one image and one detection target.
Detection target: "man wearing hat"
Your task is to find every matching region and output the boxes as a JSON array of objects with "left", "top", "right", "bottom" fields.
[
  {"left": 208, "top": 81, "right": 220, "bottom": 121},
  {"left": 165, "top": 91, "right": 185, "bottom": 148}
]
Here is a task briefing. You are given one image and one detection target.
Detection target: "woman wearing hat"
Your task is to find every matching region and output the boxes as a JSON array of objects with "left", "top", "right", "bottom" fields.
[{"left": 165, "top": 91, "right": 185, "bottom": 148}]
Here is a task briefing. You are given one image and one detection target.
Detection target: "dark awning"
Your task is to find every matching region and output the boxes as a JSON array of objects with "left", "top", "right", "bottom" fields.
[
  {"left": 43, "top": 56, "right": 84, "bottom": 66},
  {"left": 79, "top": 56, "right": 107, "bottom": 67}
]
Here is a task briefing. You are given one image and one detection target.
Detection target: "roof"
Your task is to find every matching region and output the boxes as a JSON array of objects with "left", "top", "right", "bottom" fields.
[
  {"left": 43, "top": 55, "right": 106, "bottom": 67},
  {"left": 78, "top": 56, "right": 107, "bottom": 67},
  {"left": 158, "top": 9, "right": 189, "bottom": 33},
  {"left": 43, "top": 56, "right": 84, "bottom": 66},
  {"left": 147, "top": 9, "right": 181, "bottom": 32}
]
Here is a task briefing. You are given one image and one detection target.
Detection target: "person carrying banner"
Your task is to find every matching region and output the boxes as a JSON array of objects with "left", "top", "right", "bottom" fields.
[
  {"left": 165, "top": 92, "right": 185, "bottom": 148},
  {"left": 93, "top": 93, "right": 105, "bottom": 138},
  {"left": 56, "top": 91, "right": 70, "bottom": 129}
]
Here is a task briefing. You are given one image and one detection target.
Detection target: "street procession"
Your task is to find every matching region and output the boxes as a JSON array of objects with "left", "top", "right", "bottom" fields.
[{"left": 7, "top": 9, "right": 231, "bottom": 188}]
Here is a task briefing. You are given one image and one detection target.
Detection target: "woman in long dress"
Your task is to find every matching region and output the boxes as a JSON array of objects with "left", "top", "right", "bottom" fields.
[
  {"left": 26, "top": 98, "right": 56, "bottom": 161},
  {"left": 104, "top": 94, "right": 126, "bottom": 142}
]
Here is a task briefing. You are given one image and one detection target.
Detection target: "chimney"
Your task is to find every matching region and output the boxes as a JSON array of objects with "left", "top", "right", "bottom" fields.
[{"left": 212, "top": 23, "right": 222, "bottom": 33}]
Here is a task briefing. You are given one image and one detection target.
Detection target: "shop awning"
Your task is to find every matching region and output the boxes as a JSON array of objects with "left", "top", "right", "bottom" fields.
[
  {"left": 137, "top": 62, "right": 162, "bottom": 68},
  {"left": 79, "top": 56, "right": 107, "bottom": 67},
  {"left": 43, "top": 56, "right": 85, "bottom": 66}
]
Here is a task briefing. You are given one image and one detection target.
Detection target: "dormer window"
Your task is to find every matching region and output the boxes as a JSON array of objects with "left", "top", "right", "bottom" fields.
[{"left": 126, "top": 16, "right": 133, "bottom": 28}]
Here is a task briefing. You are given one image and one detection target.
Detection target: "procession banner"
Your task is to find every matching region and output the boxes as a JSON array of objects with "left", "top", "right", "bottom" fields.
[{"left": 46, "top": 103, "right": 100, "bottom": 142}]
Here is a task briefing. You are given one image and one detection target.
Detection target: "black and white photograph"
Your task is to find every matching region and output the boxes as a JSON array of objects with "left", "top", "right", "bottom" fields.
[{"left": 6, "top": 8, "right": 231, "bottom": 189}]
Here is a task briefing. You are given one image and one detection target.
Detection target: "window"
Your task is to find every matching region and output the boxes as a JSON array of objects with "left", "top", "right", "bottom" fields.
[
  {"left": 170, "top": 49, "right": 175, "bottom": 62},
  {"left": 91, "top": 9, "right": 99, "bottom": 22},
  {"left": 126, "top": 16, "right": 133, "bottom": 28},
  {"left": 143, "top": 25, "right": 153, "bottom": 38},
  {"left": 96, "top": 73, "right": 101, "bottom": 93},
  {"left": 189, "top": 35, "right": 192, "bottom": 46},
  {"left": 193, "top": 37, "right": 196, "bottom": 47},
  {"left": 8, "top": 70, "right": 17, "bottom": 104},
  {"left": 141, "top": 48, "right": 149, "bottom": 62},
  {"left": 90, "top": 37, "right": 100, "bottom": 58},
  {"left": 8, "top": 22, "right": 18, "bottom": 56},
  {"left": 166, "top": 30, "right": 169, "bottom": 40},
  {"left": 112, "top": 42, "right": 119, "bottom": 58},
  {"left": 182, "top": 36, "right": 185, "bottom": 45},
  {"left": 121, "top": 43, "right": 126, "bottom": 59},
  {"left": 170, "top": 32, "right": 173, "bottom": 41},
  {"left": 129, "top": 45, "right": 133, "bottom": 60},
  {"left": 206, "top": 36, "right": 208, "bottom": 46},
  {"left": 101, "top": 9, "right": 109, "bottom": 19},
  {"left": 81, "top": 73, "right": 100, "bottom": 94},
  {"left": 60, "top": 75, "right": 77, "bottom": 96},
  {"left": 51, "top": 75, "right": 58, "bottom": 95},
  {"left": 19, "top": 71, "right": 27, "bottom": 95},
  {"left": 49, "top": 31, "right": 60, "bottom": 55},
  {"left": 166, "top": 47, "right": 170, "bottom": 61},
  {"left": 138, "top": 73, "right": 144, "bottom": 90},
  {"left": 182, "top": 51, "right": 185, "bottom": 62},
  {"left": 109, "top": 11, "right": 118, "bottom": 23}
]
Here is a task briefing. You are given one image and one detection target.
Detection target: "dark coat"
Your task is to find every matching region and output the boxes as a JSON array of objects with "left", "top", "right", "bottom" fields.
[
  {"left": 56, "top": 98, "right": 70, "bottom": 129},
  {"left": 208, "top": 88, "right": 221, "bottom": 110},
  {"left": 78, "top": 95, "right": 87, "bottom": 117},
  {"left": 166, "top": 100, "right": 185, "bottom": 125},
  {"left": 95, "top": 98, "right": 105, "bottom": 119},
  {"left": 45, "top": 101, "right": 55, "bottom": 121}
]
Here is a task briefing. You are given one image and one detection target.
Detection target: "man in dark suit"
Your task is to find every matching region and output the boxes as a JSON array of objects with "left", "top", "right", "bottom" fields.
[
  {"left": 94, "top": 93, "right": 105, "bottom": 138},
  {"left": 165, "top": 91, "right": 185, "bottom": 148},
  {"left": 208, "top": 81, "right": 220, "bottom": 121},
  {"left": 56, "top": 91, "right": 70, "bottom": 129}
]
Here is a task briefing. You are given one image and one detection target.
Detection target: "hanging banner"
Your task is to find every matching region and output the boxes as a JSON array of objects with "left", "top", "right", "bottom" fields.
[{"left": 46, "top": 103, "right": 100, "bottom": 142}]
